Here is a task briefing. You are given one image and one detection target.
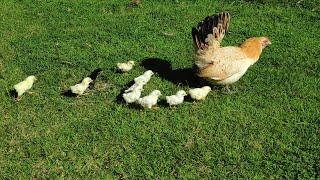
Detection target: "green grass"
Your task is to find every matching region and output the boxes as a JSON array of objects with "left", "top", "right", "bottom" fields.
[{"left": 0, "top": 0, "right": 319, "bottom": 178}]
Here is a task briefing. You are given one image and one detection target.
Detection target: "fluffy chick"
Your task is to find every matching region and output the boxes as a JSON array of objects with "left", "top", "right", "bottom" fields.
[
  {"left": 117, "top": 60, "right": 135, "bottom": 72},
  {"left": 123, "top": 89, "right": 142, "bottom": 103},
  {"left": 134, "top": 70, "right": 154, "bottom": 85},
  {"left": 189, "top": 86, "right": 211, "bottom": 100},
  {"left": 166, "top": 90, "right": 187, "bottom": 106},
  {"left": 13, "top": 75, "right": 37, "bottom": 99},
  {"left": 137, "top": 90, "right": 161, "bottom": 109},
  {"left": 125, "top": 82, "right": 144, "bottom": 93},
  {"left": 70, "top": 77, "right": 93, "bottom": 95}
]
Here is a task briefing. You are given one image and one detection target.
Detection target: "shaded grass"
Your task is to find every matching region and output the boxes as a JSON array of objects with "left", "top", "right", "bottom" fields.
[{"left": 0, "top": 0, "right": 319, "bottom": 178}]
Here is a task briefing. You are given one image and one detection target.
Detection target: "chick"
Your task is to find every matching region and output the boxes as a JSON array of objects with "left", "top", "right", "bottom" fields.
[
  {"left": 189, "top": 86, "right": 211, "bottom": 100},
  {"left": 137, "top": 90, "right": 161, "bottom": 109},
  {"left": 123, "top": 89, "right": 142, "bottom": 103},
  {"left": 70, "top": 77, "right": 93, "bottom": 96},
  {"left": 166, "top": 90, "right": 187, "bottom": 106},
  {"left": 134, "top": 70, "right": 154, "bottom": 85},
  {"left": 117, "top": 60, "right": 135, "bottom": 72},
  {"left": 125, "top": 82, "right": 144, "bottom": 93},
  {"left": 13, "top": 75, "right": 37, "bottom": 100}
]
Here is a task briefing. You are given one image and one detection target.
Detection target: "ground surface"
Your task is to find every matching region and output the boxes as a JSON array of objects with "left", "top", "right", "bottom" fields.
[{"left": 0, "top": 0, "right": 319, "bottom": 178}]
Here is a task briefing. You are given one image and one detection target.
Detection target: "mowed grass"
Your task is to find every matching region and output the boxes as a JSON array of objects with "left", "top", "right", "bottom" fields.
[{"left": 0, "top": 0, "right": 319, "bottom": 178}]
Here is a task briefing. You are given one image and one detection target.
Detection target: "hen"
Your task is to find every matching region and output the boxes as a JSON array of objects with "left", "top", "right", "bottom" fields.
[{"left": 192, "top": 12, "right": 271, "bottom": 91}]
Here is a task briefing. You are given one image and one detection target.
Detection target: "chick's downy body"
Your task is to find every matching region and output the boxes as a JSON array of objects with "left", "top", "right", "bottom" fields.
[
  {"left": 70, "top": 77, "right": 93, "bottom": 95},
  {"left": 125, "top": 82, "right": 144, "bottom": 93},
  {"left": 117, "top": 61, "right": 135, "bottom": 72},
  {"left": 134, "top": 70, "right": 154, "bottom": 85},
  {"left": 14, "top": 75, "right": 37, "bottom": 97},
  {"left": 123, "top": 89, "right": 142, "bottom": 103},
  {"left": 189, "top": 86, "right": 211, "bottom": 100},
  {"left": 166, "top": 90, "right": 187, "bottom": 106},
  {"left": 137, "top": 90, "right": 161, "bottom": 109}
]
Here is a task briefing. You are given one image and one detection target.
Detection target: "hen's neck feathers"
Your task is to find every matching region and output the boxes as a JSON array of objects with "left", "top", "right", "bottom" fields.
[{"left": 240, "top": 38, "right": 262, "bottom": 61}]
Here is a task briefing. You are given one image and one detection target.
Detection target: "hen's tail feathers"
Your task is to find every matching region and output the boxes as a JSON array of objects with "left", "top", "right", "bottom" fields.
[{"left": 192, "top": 12, "right": 230, "bottom": 50}]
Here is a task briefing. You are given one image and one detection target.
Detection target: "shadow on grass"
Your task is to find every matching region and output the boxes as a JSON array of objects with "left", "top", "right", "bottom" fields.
[
  {"left": 9, "top": 90, "right": 18, "bottom": 99},
  {"left": 115, "top": 58, "right": 218, "bottom": 108},
  {"left": 140, "top": 58, "right": 211, "bottom": 88}
]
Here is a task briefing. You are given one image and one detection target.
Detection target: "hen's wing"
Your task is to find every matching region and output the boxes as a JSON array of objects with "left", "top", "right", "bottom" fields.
[
  {"left": 192, "top": 12, "right": 230, "bottom": 51},
  {"left": 197, "top": 47, "right": 252, "bottom": 80}
]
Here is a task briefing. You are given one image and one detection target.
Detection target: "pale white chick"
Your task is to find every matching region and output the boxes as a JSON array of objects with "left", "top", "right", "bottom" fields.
[
  {"left": 117, "top": 60, "right": 135, "bottom": 72},
  {"left": 13, "top": 75, "right": 37, "bottom": 100},
  {"left": 137, "top": 90, "right": 162, "bottom": 109},
  {"left": 124, "top": 82, "right": 144, "bottom": 93},
  {"left": 123, "top": 89, "right": 142, "bottom": 103},
  {"left": 189, "top": 86, "right": 212, "bottom": 100},
  {"left": 134, "top": 70, "right": 154, "bottom": 85},
  {"left": 70, "top": 77, "right": 93, "bottom": 96},
  {"left": 166, "top": 90, "right": 187, "bottom": 106}
]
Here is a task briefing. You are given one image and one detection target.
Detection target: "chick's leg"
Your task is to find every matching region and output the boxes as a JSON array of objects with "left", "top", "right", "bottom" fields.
[
  {"left": 15, "top": 96, "right": 22, "bottom": 102},
  {"left": 27, "top": 91, "right": 36, "bottom": 95}
]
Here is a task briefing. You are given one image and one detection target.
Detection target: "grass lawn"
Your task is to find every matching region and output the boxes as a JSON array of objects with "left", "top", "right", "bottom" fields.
[{"left": 0, "top": 0, "right": 319, "bottom": 178}]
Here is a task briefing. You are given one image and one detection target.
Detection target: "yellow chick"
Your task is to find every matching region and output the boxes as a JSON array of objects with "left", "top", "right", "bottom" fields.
[
  {"left": 125, "top": 82, "right": 144, "bottom": 93},
  {"left": 137, "top": 90, "right": 161, "bottom": 109},
  {"left": 13, "top": 75, "right": 37, "bottom": 100},
  {"left": 123, "top": 88, "right": 142, "bottom": 103},
  {"left": 189, "top": 86, "right": 211, "bottom": 100},
  {"left": 134, "top": 70, "right": 154, "bottom": 85},
  {"left": 70, "top": 77, "right": 93, "bottom": 95},
  {"left": 117, "top": 60, "right": 135, "bottom": 72},
  {"left": 166, "top": 90, "right": 187, "bottom": 106}
]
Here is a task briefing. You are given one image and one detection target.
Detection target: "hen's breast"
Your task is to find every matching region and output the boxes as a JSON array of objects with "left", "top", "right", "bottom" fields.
[
  {"left": 199, "top": 47, "right": 255, "bottom": 85},
  {"left": 214, "top": 67, "right": 249, "bottom": 85}
]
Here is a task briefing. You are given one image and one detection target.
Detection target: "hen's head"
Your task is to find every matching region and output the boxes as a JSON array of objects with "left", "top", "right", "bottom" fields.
[
  {"left": 242, "top": 37, "right": 271, "bottom": 48},
  {"left": 259, "top": 37, "right": 271, "bottom": 48},
  {"left": 241, "top": 37, "right": 271, "bottom": 60}
]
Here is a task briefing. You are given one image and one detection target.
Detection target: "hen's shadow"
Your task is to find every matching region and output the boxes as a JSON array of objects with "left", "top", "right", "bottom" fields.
[{"left": 141, "top": 58, "right": 209, "bottom": 88}]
